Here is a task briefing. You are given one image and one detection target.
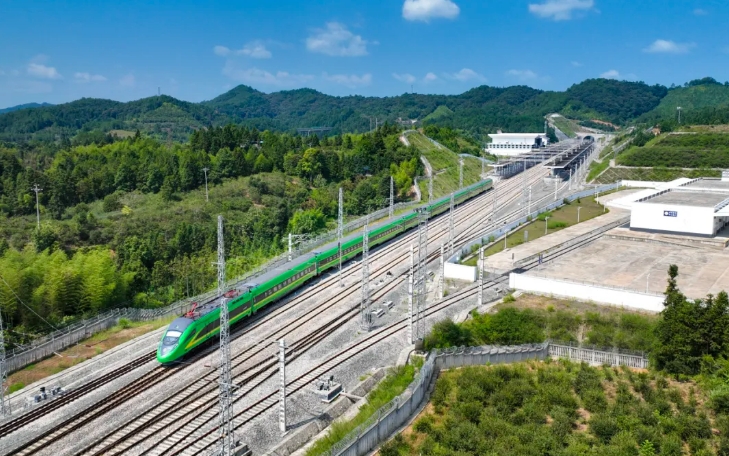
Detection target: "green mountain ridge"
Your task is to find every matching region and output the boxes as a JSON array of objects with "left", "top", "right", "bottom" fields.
[
  {"left": 1, "top": 78, "right": 727, "bottom": 143},
  {"left": 0, "top": 102, "right": 54, "bottom": 115}
]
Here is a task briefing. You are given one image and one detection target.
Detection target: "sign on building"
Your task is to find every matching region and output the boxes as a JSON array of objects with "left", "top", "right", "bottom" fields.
[{"left": 663, "top": 211, "right": 678, "bottom": 217}]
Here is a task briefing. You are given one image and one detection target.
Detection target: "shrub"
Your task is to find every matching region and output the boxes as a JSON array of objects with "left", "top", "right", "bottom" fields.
[
  {"left": 548, "top": 221, "right": 568, "bottom": 229},
  {"left": 432, "top": 376, "right": 453, "bottom": 408},
  {"left": 118, "top": 318, "right": 132, "bottom": 329},
  {"left": 590, "top": 414, "right": 620, "bottom": 443},
  {"left": 502, "top": 293, "right": 516, "bottom": 303},
  {"left": 379, "top": 434, "right": 410, "bottom": 456},
  {"left": 711, "top": 385, "right": 729, "bottom": 415},
  {"left": 414, "top": 415, "right": 434, "bottom": 433},
  {"left": 103, "top": 192, "right": 122, "bottom": 212},
  {"left": 660, "top": 434, "right": 683, "bottom": 456}
]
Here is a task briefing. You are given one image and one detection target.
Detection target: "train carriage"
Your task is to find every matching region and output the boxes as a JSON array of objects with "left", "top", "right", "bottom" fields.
[{"left": 157, "top": 178, "right": 492, "bottom": 364}]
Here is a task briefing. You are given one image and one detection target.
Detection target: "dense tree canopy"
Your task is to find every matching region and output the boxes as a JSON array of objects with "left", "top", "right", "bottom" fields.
[{"left": 0, "top": 124, "right": 420, "bottom": 342}]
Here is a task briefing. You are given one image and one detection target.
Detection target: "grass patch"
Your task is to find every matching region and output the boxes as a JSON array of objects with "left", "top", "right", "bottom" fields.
[
  {"left": 8, "top": 382, "right": 25, "bottom": 394},
  {"left": 305, "top": 364, "right": 418, "bottom": 456},
  {"left": 408, "top": 132, "right": 485, "bottom": 200},
  {"left": 8, "top": 316, "right": 174, "bottom": 389},
  {"left": 587, "top": 159, "right": 610, "bottom": 182},
  {"left": 424, "top": 295, "right": 657, "bottom": 352},
  {"left": 550, "top": 115, "right": 579, "bottom": 138},
  {"left": 463, "top": 196, "right": 607, "bottom": 266}
]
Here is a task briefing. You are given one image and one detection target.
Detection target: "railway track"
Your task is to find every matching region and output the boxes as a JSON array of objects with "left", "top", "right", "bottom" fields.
[
  {"left": 3, "top": 161, "right": 552, "bottom": 454},
  {"left": 66, "top": 168, "right": 551, "bottom": 455},
  {"left": 173, "top": 278, "right": 509, "bottom": 455}
]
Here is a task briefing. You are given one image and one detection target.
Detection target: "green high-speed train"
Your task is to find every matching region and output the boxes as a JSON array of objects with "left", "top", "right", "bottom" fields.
[{"left": 156, "top": 178, "right": 493, "bottom": 364}]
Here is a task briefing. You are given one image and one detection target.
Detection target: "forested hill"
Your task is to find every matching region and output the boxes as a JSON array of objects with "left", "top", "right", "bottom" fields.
[
  {"left": 0, "top": 102, "right": 53, "bottom": 115},
  {"left": 0, "top": 78, "right": 676, "bottom": 142}
]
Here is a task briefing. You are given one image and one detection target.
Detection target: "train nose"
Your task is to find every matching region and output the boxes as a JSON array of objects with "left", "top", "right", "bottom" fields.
[{"left": 159, "top": 344, "right": 178, "bottom": 359}]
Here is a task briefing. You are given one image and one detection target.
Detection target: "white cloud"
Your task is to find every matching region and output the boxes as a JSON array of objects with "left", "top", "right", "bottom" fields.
[
  {"left": 447, "top": 68, "right": 486, "bottom": 82},
  {"left": 600, "top": 69, "right": 620, "bottom": 79},
  {"left": 215, "top": 41, "right": 272, "bottom": 59},
  {"left": 27, "top": 63, "right": 62, "bottom": 80},
  {"left": 393, "top": 73, "right": 417, "bottom": 84},
  {"left": 222, "top": 64, "right": 313, "bottom": 87},
  {"left": 306, "top": 22, "right": 368, "bottom": 57},
  {"left": 571, "top": 61, "right": 583, "bottom": 67},
  {"left": 237, "top": 41, "right": 272, "bottom": 59},
  {"left": 643, "top": 39, "right": 694, "bottom": 54},
  {"left": 694, "top": 8, "right": 708, "bottom": 15},
  {"left": 506, "top": 69, "right": 538, "bottom": 81},
  {"left": 323, "top": 72, "right": 372, "bottom": 88},
  {"left": 119, "top": 74, "right": 136, "bottom": 87},
  {"left": 402, "top": 0, "right": 460, "bottom": 22},
  {"left": 528, "top": 0, "right": 594, "bottom": 21},
  {"left": 423, "top": 72, "right": 439, "bottom": 83},
  {"left": 214, "top": 45, "right": 231, "bottom": 57},
  {"left": 74, "top": 72, "right": 107, "bottom": 83}
]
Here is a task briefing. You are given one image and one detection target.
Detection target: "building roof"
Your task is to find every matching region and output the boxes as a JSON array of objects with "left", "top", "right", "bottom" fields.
[
  {"left": 642, "top": 190, "right": 729, "bottom": 208},
  {"left": 488, "top": 133, "right": 545, "bottom": 139},
  {"left": 682, "top": 178, "right": 729, "bottom": 192}
]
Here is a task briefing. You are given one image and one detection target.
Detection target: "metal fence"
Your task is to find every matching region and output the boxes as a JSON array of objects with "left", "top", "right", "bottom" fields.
[
  {"left": 513, "top": 215, "right": 630, "bottom": 267},
  {"left": 3, "top": 293, "right": 215, "bottom": 372},
  {"left": 449, "top": 182, "right": 621, "bottom": 264},
  {"left": 549, "top": 344, "right": 648, "bottom": 369},
  {"left": 326, "top": 341, "right": 647, "bottom": 456}
]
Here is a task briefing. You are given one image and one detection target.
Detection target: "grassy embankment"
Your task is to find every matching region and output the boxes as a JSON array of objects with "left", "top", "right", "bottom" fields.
[
  {"left": 407, "top": 132, "right": 485, "bottom": 200},
  {"left": 462, "top": 196, "right": 607, "bottom": 266},
  {"left": 549, "top": 115, "right": 579, "bottom": 138},
  {"left": 305, "top": 359, "right": 423, "bottom": 456},
  {"left": 8, "top": 316, "right": 175, "bottom": 393}
]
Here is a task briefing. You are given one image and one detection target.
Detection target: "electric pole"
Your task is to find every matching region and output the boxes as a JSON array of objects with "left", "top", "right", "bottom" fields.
[
  {"left": 415, "top": 209, "right": 429, "bottom": 339},
  {"left": 408, "top": 244, "right": 414, "bottom": 344},
  {"left": 338, "top": 188, "right": 344, "bottom": 287},
  {"left": 203, "top": 168, "right": 210, "bottom": 203},
  {"left": 0, "top": 309, "right": 9, "bottom": 417},
  {"left": 448, "top": 193, "right": 455, "bottom": 256},
  {"left": 428, "top": 175, "right": 433, "bottom": 204},
  {"left": 459, "top": 158, "right": 464, "bottom": 189},
  {"left": 215, "top": 215, "right": 235, "bottom": 456},
  {"left": 438, "top": 244, "right": 445, "bottom": 300},
  {"left": 360, "top": 218, "right": 371, "bottom": 331},
  {"left": 278, "top": 339, "right": 287, "bottom": 434},
  {"left": 477, "top": 247, "right": 484, "bottom": 308},
  {"left": 389, "top": 176, "right": 394, "bottom": 218},
  {"left": 31, "top": 184, "right": 42, "bottom": 229}
]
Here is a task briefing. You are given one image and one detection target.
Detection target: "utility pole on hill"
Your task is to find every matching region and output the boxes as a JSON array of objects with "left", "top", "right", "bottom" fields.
[
  {"left": 203, "top": 168, "right": 210, "bottom": 202},
  {"left": 31, "top": 184, "right": 42, "bottom": 230}
]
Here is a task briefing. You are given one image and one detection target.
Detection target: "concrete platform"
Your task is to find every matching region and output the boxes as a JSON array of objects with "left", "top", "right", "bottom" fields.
[
  {"left": 484, "top": 207, "right": 629, "bottom": 272},
  {"left": 606, "top": 227, "right": 729, "bottom": 250},
  {"left": 529, "top": 235, "right": 729, "bottom": 299}
]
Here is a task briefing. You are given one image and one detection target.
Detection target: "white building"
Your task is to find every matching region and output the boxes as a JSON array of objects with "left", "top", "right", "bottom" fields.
[
  {"left": 629, "top": 179, "right": 729, "bottom": 237},
  {"left": 487, "top": 133, "right": 549, "bottom": 157}
]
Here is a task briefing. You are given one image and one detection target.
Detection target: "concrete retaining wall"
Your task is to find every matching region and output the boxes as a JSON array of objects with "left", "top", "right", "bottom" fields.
[
  {"left": 509, "top": 273, "right": 664, "bottom": 312},
  {"left": 443, "top": 262, "right": 476, "bottom": 282}
]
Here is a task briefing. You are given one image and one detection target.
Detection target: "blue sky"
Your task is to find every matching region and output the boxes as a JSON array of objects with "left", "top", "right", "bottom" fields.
[{"left": 1, "top": 0, "right": 728, "bottom": 108}]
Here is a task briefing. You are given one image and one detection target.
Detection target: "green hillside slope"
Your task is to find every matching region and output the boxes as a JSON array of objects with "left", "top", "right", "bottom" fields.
[{"left": 408, "top": 132, "right": 484, "bottom": 199}]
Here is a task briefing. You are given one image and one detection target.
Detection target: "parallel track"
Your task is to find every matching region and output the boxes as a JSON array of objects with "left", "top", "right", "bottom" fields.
[{"left": 5, "top": 160, "right": 554, "bottom": 454}]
